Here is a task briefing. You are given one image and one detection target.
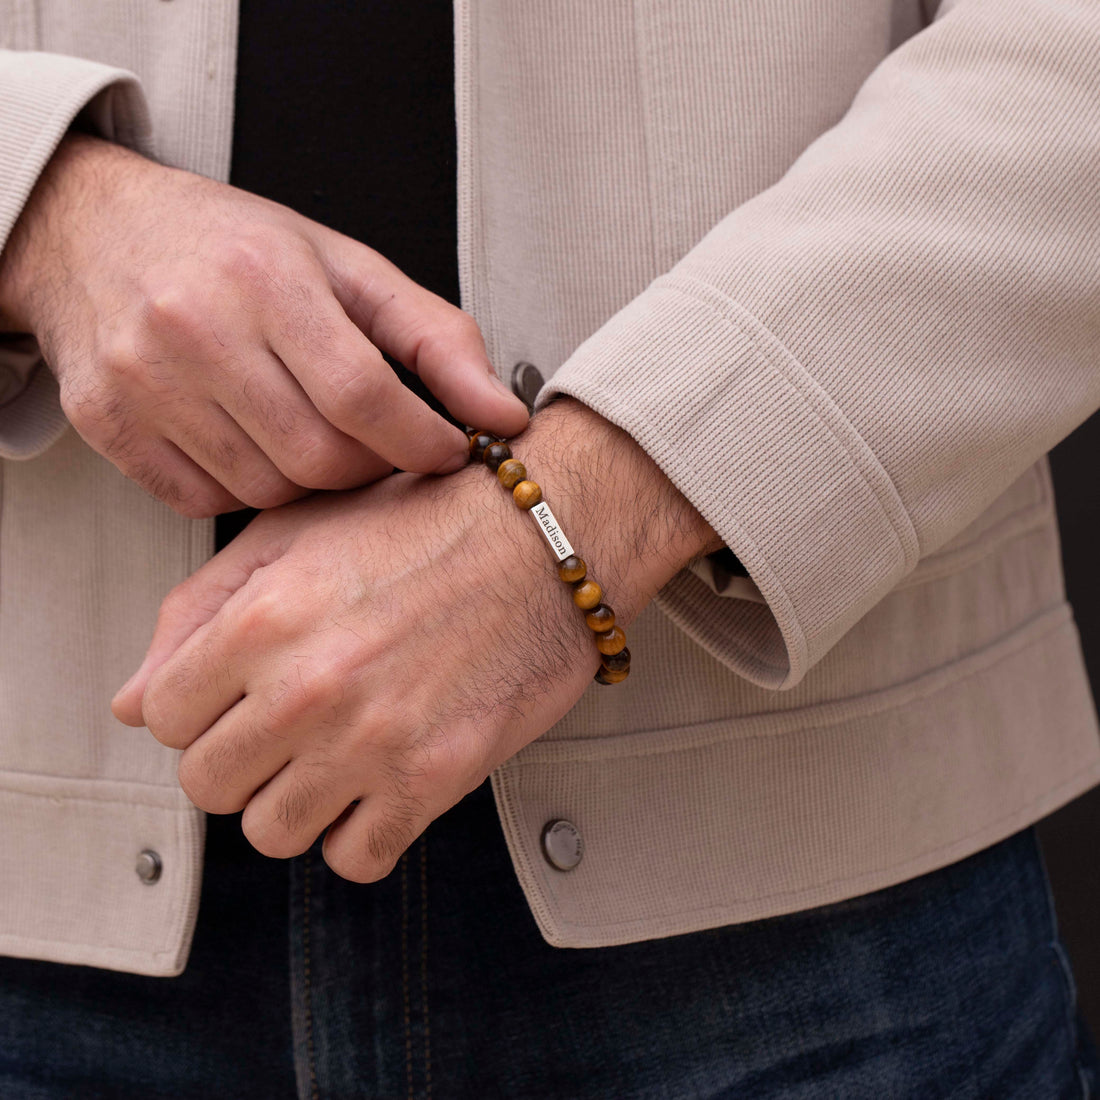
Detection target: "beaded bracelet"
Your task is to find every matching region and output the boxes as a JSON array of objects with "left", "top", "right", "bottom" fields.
[{"left": 466, "top": 428, "right": 630, "bottom": 685}]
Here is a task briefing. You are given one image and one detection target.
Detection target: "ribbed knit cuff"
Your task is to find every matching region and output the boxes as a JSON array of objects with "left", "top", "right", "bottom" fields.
[
  {"left": 0, "top": 50, "right": 152, "bottom": 460},
  {"left": 536, "top": 275, "right": 919, "bottom": 690}
]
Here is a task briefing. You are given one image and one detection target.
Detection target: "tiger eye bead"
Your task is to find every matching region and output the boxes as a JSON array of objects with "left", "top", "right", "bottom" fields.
[
  {"left": 483, "top": 441, "right": 512, "bottom": 471},
  {"left": 468, "top": 431, "right": 497, "bottom": 462},
  {"left": 497, "top": 458, "right": 527, "bottom": 489},
  {"left": 595, "top": 666, "right": 630, "bottom": 685},
  {"left": 595, "top": 626, "right": 626, "bottom": 655},
  {"left": 557, "top": 556, "right": 586, "bottom": 584},
  {"left": 572, "top": 579, "right": 603, "bottom": 610},
  {"left": 513, "top": 480, "right": 542, "bottom": 509},
  {"left": 585, "top": 604, "right": 615, "bottom": 632},
  {"left": 601, "top": 646, "right": 630, "bottom": 673}
]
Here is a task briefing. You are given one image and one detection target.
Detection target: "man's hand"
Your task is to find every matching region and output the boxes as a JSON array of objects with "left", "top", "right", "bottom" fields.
[
  {"left": 0, "top": 133, "right": 528, "bottom": 516},
  {"left": 111, "top": 399, "right": 723, "bottom": 880}
]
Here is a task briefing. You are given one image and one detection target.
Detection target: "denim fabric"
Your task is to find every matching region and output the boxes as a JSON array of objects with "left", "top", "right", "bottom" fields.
[
  {"left": 0, "top": 811, "right": 295, "bottom": 1099},
  {"left": 1, "top": 780, "right": 1096, "bottom": 1099}
]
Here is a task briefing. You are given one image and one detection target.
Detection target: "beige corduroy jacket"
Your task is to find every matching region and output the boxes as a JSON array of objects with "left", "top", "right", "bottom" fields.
[{"left": 1, "top": 0, "right": 1099, "bottom": 977}]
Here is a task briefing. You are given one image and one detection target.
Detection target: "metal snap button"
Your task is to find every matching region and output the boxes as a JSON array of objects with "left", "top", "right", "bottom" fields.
[
  {"left": 135, "top": 849, "right": 163, "bottom": 884},
  {"left": 510, "top": 361, "right": 544, "bottom": 410},
  {"left": 541, "top": 819, "right": 583, "bottom": 871}
]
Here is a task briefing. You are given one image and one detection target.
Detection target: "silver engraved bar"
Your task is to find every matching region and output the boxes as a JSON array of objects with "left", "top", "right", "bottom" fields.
[{"left": 529, "top": 501, "right": 574, "bottom": 561}]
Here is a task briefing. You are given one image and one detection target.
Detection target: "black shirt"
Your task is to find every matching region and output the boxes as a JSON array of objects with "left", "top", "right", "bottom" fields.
[{"left": 218, "top": 0, "right": 458, "bottom": 549}]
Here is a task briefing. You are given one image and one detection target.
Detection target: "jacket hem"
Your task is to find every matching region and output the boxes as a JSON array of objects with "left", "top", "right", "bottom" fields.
[
  {"left": 492, "top": 602, "right": 1100, "bottom": 947},
  {"left": 0, "top": 774, "right": 204, "bottom": 976}
]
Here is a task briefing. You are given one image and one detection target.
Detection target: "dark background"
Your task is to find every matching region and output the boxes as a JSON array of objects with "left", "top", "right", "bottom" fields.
[{"left": 1037, "top": 412, "right": 1100, "bottom": 1032}]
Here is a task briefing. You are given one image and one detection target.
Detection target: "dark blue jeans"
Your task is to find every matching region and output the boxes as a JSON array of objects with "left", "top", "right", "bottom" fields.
[{"left": 1, "top": 779, "right": 1096, "bottom": 1099}]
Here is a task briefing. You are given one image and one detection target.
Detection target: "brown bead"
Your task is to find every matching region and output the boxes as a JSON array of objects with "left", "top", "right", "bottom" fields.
[
  {"left": 601, "top": 646, "right": 630, "bottom": 673},
  {"left": 595, "top": 666, "right": 630, "bottom": 685},
  {"left": 595, "top": 626, "right": 626, "bottom": 655},
  {"left": 572, "top": 579, "right": 603, "bottom": 610},
  {"left": 585, "top": 604, "right": 615, "bottom": 632},
  {"left": 513, "top": 480, "right": 542, "bottom": 509},
  {"left": 557, "top": 555, "right": 586, "bottom": 584},
  {"left": 468, "top": 431, "right": 497, "bottom": 461},
  {"left": 497, "top": 458, "right": 527, "bottom": 489},
  {"left": 483, "top": 441, "right": 512, "bottom": 471}
]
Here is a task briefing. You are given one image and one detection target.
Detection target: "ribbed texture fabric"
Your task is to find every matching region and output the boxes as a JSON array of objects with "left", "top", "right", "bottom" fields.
[{"left": 538, "top": 0, "right": 1100, "bottom": 688}]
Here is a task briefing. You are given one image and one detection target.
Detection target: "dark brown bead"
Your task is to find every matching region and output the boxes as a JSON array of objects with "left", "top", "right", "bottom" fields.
[
  {"left": 468, "top": 431, "right": 497, "bottom": 461},
  {"left": 585, "top": 604, "right": 615, "bottom": 632},
  {"left": 595, "top": 666, "right": 630, "bottom": 685},
  {"left": 572, "top": 579, "right": 603, "bottom": 610},
  {"left": 601, "top": 646, "right": 630, "bottom": 673},
  {"left": 595, "top": 626, "right": 626, "bottom": 655},
  {"left": 557, "top": 555, "right": 586, "bottom": 584},
  {"left": 497, "top": 458, "right": 527, "bottom": 489},
  {"left": 513, "top": 480, "right": 542, "bottom": 509},
  {"left": 483, "top": 441, "right": 512, "bottom": 471}
]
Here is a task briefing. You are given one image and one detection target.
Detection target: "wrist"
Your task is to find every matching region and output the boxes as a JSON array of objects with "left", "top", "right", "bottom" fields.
[
  {"left": 489, "top": 397, "right": 723, "bottom": 625},
  {"left": 0, "top": 132, "right": 144, "bottom": 334}
]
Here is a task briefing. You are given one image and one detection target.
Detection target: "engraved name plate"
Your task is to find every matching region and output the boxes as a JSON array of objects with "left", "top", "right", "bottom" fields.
[{"left": 529, "top": 501, "right": 574, "bottom": 561}]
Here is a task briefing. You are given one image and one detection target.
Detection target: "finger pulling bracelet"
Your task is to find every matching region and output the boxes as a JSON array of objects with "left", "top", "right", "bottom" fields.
[{"left": 466, "top": 429, "right": 630, "bottom": 685}]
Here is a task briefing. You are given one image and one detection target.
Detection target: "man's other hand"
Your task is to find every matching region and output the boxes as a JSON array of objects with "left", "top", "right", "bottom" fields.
[
  {"left": 0, "top": 133, "right": 528, "bottom": 516},
  {"left": 110, "top": 399, "right": 723, "bottom": 879}
]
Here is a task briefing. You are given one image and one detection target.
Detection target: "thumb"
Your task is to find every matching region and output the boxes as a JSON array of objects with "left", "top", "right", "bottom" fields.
[
  {"left": 317, "top": 228, "right": 530, "bottom": 439},
  {"left": 111, "top": 516, "right": 295, "bottom": 726}
]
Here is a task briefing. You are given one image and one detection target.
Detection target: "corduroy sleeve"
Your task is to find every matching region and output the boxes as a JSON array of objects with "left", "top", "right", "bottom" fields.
[
  {"left": 0, "top": 50, "right": 151, "bottom": 460},
  {"left": 536, "top": 0, "right": 1100, "bottom": 691}
]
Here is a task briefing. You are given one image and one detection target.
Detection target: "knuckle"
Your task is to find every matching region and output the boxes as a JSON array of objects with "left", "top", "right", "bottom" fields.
[
  {"left": 140, "top": 285, "right": 206, "bottom": 342},
  {"left": 441, "top": 311, "right": 484, "bottom": 352},
  {"left": 216, "top": 234, "right": 275, "bottom": 288},
  {"left": 157, "top": 580, "right": 196, "bottom": 624},
  {"left": 173, "top": 487, "right": 231, "bottom": 519},
  {"left": 130, "top": 462, "right": 185, "bottom": 509},
  {"left": 235, "top": 470, "right": 300, "bottom": 510},
  {"left": 235, "top": 585, "right": 301, "bottom": 643},
  {"left": 325, "top": 843, "right": 394, "bottom": 885},
  {"left": 141, "top": 684, "right": 184, "bottom": 748},
  {"left": 177, "top": 750, "right": 246, "bottom": 815},
  {"left": 59, "top": 376, "right": 124, "bottom": 442},
  {"left": 416, "top": 312, "right": 484, "bottom": 362},
  {"left": 282, "top": 434, "right": 346, "bottom": 489},
  {"left": 98, "top": 335, "right": 146, "bottom": 386},
  {"left": 452, "top": 310, "right": 483, "bottom": 342},
  {"left": 242, "top": 805, "right": 312, "bottom": 860},
  {"left": 269, "top": 665, "right": 345, "bottom": 725},
  {"left": 366, "top": 815, "right": 415, "bottom": 870},
  {"left": 320, "top": 368, "right": 384, "bottom": 430}
]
